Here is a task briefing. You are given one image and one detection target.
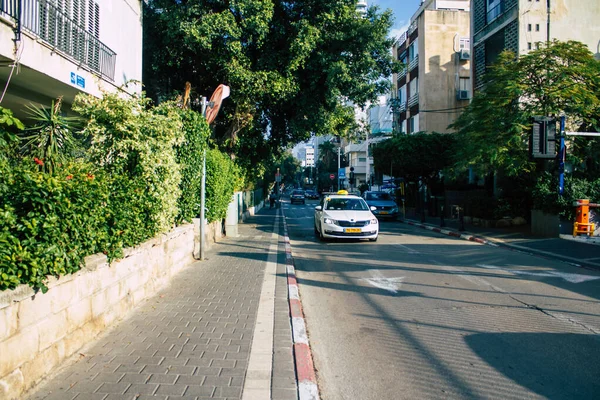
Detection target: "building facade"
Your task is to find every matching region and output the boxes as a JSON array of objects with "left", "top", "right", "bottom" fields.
[
  {"left": 472, "top": 0, "right": 600, "bottom": 90},
  {"left": 391, "top": 0, "right": 471, "bottom": 134},
  {"left": 0, "top": 0, "right": 142, "bottom": 118}
]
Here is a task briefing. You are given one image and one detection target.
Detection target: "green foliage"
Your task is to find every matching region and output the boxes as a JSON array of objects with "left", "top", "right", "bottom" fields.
[
  {"left": 19, "top": 98, "right": 82, "bottom": 173},
  {"left": 372, "top": 132, "right": 457, "bottom": 183},
  {"left": 0, "top": 106, "right": 23, "bottom": 161},
  {"left": 205, "top": 149, "right": 240, "bottom": 223},
  {"left": 73, "top": 92, "right": 184, "bottom": 234},
  {"left": 143, "top": 0, "right": 398, "bottom": 181},
  {"left": 0, "top": 162, "right": 113, "bottom": 292},
  {"left": 450, "top": 40, "right": 600, "bottom": 177},
  {"left": 532, "top": 172, "right": 600, "bottom": 219},
  {"left": 175, "top": 109, "right": 211, "bottom": 223}
]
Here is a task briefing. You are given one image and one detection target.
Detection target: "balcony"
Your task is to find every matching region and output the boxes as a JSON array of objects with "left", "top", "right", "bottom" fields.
[
  {"left": 396, "top": 31, "right": 407, "bottom": 48},
  {"left": 389, "top": 98, "right": 407, "bottom": 113},
  {"left": 408, "top": 92, "right": 419, "bottom": 108},
  {"left": 397, "top": 66, "right": 407, "bottom": 81},
  {"left": 408, "top": 21, "right": 418, "bottom": 37},
  {"left": 1, "top": 0, "right": 116, "bottom": 80},
  {"left": 408, "top": 55, "right": 419, "bottom": 72}
]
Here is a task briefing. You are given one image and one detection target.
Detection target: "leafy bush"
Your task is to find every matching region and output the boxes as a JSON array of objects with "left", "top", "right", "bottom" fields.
[
  {"left": 73, "top": 92, "right": 184, "bottom": 234},
  {"left": 0, "top": 161, "right": 113, "bottom": 292},
  {"left": 532, "top": 172, "right": 600, "bottom": 219},
  {"left": 206, "top": 149, "right": 240, "bottom": 223},
  {"left": 175, "top": 109, "right": 210, "bottom": 223}
]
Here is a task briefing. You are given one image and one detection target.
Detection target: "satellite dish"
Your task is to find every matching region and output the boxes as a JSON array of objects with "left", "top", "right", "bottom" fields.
[{"left": 205, "top": 84, "right": 230, "bottom": 124}]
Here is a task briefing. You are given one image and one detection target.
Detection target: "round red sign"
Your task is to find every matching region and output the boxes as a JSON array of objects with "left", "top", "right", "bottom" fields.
[{"left": 330, "top": 174, "right": 335, "bottom": 180}]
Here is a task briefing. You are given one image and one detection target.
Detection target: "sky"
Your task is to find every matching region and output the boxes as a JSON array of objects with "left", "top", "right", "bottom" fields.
[{"left": 369, "top": 0, "right": 424, "bottom": 40}]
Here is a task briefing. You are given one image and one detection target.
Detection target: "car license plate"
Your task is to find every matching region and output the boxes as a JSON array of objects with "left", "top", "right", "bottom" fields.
[
  {"left": 345, "top": 228, "right": 361, "bottom": 233},
  {"left": 380, "top": 211, "right": 388, "bottom": 215}
]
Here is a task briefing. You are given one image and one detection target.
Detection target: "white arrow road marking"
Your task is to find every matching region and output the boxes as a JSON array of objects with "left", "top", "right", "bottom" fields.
[
  {"left": 362, "top": 269, "right": 405, "bottom": 293},
  {"left": 478, "top": 264, "right": 600, "bottom": 284}
]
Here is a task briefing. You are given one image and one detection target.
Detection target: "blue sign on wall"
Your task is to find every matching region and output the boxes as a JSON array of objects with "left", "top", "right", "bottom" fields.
[
  {"left": 70, "top": 72, "right": 85, "bottom": 88},
  {"left": 338, "top": 168, "right": 346, "bottom": 179}
]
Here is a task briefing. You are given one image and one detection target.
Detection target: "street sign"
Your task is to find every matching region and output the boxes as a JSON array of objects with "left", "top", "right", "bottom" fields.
[
  {"left": 329, "top": 173, "right": 335, "bottom": 180},
  {"left": 338, "top": 168, "right": 346, "bottom": 179}
]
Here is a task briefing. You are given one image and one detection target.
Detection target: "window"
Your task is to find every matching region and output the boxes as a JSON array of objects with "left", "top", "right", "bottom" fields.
[
  {"left": 527, "top": 24, "right": 532, "bottom": 32},
  {"left": 359, "top": 157, "right": 367, "bottom": 163},
  {"left": 399, "top": 85, "right": 406, "bottom": 102},
  {"left": 528, "top": 42, "right": 532, "bottom": 50},
  {"left": 487, "top": 0, "right": 502, "bottom": 24},
  {"left": 409, "top": 38, "right": 418, "bottom": 61},
  {"left": 409, "top": 78, "right": 418, "bottom": 95},
  {"left": 536, "top": 24, "right": 540, "bottom": 31},
  {"left": 409, "top": 115, "right": 419, "bottom": 134}
]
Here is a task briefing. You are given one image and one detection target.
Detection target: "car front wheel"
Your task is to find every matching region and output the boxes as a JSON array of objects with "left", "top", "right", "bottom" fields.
[{"left": 369, "top": 235, "right": 378, "bottom": 242}]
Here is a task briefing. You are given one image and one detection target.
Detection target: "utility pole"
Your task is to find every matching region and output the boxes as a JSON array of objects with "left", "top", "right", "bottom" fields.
[
  {"left": 199, "top": 97, "right": 208, "bottom": 260},
  {"left": 337, "top": 144, "right": 341, "bottom": 190}
]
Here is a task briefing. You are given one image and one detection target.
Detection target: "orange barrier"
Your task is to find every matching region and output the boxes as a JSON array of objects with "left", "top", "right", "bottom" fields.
[{"left": 573, "top": 199, "right": 597, "bottom": 236}]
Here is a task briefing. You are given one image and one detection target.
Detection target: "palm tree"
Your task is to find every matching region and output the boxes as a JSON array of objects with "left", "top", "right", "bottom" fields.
[{"left": 319, "top": 140, "right": 337, "bottom": 170}]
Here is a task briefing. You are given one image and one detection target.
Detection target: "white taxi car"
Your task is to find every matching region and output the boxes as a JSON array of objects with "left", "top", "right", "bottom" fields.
[{"left": 314, "top": 191, "right": 379, "bottom": 241}]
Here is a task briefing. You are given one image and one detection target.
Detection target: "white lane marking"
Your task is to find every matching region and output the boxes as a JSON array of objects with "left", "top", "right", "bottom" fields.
[
  {"left": 478, "top": 264, "right": 600, "bottom": 284},
  {"left": 292, "top": 317, "right": 309, "bottom": 344},
  {"left": 394, "top": 243, "right": 420, "bottom": 254},
  {"left": 363, "top": 269, "right": 405, "bottom": 294}
]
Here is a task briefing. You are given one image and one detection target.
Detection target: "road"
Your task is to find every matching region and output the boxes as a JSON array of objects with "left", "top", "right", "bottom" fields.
[{"left": 281, "top": 197, "right": 600, "bottom": 400}]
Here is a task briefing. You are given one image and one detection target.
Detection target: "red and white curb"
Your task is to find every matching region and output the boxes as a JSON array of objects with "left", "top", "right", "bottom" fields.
[
  {"left": 281, "top": 213, "right": 320, "bottom": 400},
  {"left": 402, "top": 219, "right": 499, "bottom": 247}
]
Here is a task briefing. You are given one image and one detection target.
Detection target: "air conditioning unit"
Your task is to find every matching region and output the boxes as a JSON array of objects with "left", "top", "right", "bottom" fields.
[
  {"left": 457, "top": 90, "right": 470, "bottom": 100},
  {"left": 459, "top": 49, "right": 470, "bottom": 60}
]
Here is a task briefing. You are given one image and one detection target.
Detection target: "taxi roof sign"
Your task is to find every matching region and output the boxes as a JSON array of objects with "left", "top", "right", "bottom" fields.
[{"left": 337, "top": 190, "right": 349, "bottom": 195}]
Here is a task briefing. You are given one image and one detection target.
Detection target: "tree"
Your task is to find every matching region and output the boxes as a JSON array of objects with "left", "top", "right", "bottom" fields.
[
  {"left": 143, "top": 1, "right": 399, "bottom": 183},
  {"left": 449, "top": 40, "right": 600, "bottom": 178}
]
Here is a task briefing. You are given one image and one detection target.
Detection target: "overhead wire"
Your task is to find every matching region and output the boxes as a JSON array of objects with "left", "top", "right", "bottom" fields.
[{"left": 0, "top": 40, "right": 24, "bottom": 104}]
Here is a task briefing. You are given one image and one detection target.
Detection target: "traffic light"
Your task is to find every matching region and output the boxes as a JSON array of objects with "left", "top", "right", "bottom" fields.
[{"left": 531, "top": 117, "right": 557, "bottom": 159}]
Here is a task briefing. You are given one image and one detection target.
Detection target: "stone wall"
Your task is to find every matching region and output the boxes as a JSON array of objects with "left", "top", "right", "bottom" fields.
[{"left": 0, "top": 221, "right": 221, "bottom": 400}]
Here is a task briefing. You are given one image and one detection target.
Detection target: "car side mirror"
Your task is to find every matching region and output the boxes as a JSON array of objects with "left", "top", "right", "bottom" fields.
[
  {"left": 370, "top": 206, "right": 377, "bottom": 211},
  {"left": 315, "top": 205, "right": 322, "bottom": 211}
]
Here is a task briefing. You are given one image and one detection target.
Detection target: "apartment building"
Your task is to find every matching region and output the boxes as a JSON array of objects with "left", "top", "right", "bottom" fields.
[
  {"left": 472, "top": 0, "right": 600, "bottom": 90},
  {"left": 391, "top": 0, "right": 471, "bottom": 134},
  {"left": 0, "top": 0, "right": 142, "bottom": 118}
]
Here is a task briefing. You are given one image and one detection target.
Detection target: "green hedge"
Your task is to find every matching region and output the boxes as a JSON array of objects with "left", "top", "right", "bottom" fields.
[{"left": 1, "top": 95, "right": 242, "bottom": 292}]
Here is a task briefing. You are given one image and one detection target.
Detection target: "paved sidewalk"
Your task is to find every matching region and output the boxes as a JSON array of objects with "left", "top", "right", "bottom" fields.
[
  {"left": 401, "top": 214, "right": 600, "bottom": 270},
  {"left": 26, "top": 209, "right": 297, "bottom": 400}
]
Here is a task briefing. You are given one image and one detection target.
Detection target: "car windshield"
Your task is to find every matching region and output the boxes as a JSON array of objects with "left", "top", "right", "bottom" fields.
[
  {"left": 366, "top": 192, "right": 392, "bottom": 201},
  {"left": 325, "top": 198, "right": 369, "bottom": 211},
  {"left": 292, "top": 190, "right": 304, "bottom": 195}
]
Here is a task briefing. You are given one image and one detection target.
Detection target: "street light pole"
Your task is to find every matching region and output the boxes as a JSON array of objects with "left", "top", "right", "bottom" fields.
[
  {"left": 199, "top": 97, "right": 208, "bottom": 260},
  {"left": 337, "top": 144, "right": 341, "bottom": 190}
]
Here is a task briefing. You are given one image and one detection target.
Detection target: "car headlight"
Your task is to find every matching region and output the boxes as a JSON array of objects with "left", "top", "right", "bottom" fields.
[
  {"left": 324, "top": 217, "right": 337, "bottom": 225},
  {"left": 369, "top": 218, "right": 378, "bottom": 224}
]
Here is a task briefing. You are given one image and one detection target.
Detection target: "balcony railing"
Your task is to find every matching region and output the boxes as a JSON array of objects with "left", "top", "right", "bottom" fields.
[
  {"left": 396, "top": 31, "right": 407, "bottom": 48},
  {"left": 397, "top": 66, "right": 407, "bottom": 81},
  {"left": 408, "top": 92, "right": 419, "bottom": 108},
  {"left": 408, "top": 21, "right": 417, "bottom": 36},
  {"left": 486, "top": 1, "right": 505, "bottom": 24},
  {"left": 408, "top": 54, "right": 419, "bottom": 72},
  {"left": 389, "top": 98, "right": 407, "bottom": 113},
  {"left": 1, "top": 0, "right": 116, "bottom": 81}
]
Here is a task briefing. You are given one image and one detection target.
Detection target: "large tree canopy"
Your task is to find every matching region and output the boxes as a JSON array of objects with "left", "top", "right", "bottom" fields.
[
  {"left": 449, "top": 40, "right": 600, "bottom": 177},
  {"left": 143, "top": 0, "right": 398, "bottom": 182}
]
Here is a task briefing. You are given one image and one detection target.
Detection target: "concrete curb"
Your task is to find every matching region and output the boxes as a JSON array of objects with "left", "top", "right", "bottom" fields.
[
  {"left": 281, "top": 210, "right": 320, "bottom": 400},
  {"left": 400, "top": 219, "right": 600, "bottom": 271}
]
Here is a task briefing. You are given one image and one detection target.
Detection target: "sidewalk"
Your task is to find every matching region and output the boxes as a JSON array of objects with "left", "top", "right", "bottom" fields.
[
  {"left": 26, "top": 209, "right": 299, "bottom": 400},
  {"left": 400, "top": 214, "right": 600, "bottom": 270}
]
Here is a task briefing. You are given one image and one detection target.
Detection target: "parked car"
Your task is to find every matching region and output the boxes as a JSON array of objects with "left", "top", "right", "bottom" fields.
[
  {"left": 362, "top": 191, "right": 399, "bottom": 220},
  {"left": 290, "top": 189, "right": 306, "bottom": 204},
  {"left": 314, "top": 192, "right": 378, "bottom": 241},
  {"left": 304, "top": 190, "right": 319, "bottom": 200}
]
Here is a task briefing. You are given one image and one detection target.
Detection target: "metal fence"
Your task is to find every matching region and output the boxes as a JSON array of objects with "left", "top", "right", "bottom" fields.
[{"left": 0, "top": 0, "right": 116, "bottom": 81}]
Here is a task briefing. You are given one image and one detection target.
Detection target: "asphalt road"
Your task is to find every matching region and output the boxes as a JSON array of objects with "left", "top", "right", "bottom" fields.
[{"left": 282, "top": 198, "right": 600, "bottom": 400}]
